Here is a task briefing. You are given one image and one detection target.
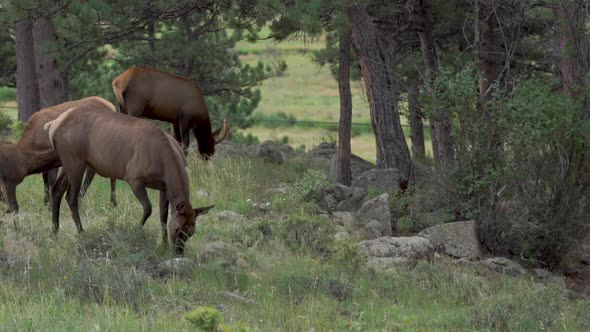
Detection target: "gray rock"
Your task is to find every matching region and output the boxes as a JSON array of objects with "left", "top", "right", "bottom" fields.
[
  {"left": 255, "top": 144, "right": 283, "bottom": 164},
  {"left": 258, "top": 140, "right": 294, "bottom": 158},
  {"left": 358, "top": 193, "right": 392, "bottom": 237},
  {"left": 320, "top": 184, "right": 367, "bottom": 212},
  {"left": 159, "top": 257, "right": 196, "bottom": 270},
  {"left": 418, "top": 220, "right": 481, "bottom": 260},
  {"left": 264, "top": 187, "right": 288, "bottom": 195},
  {"left": 199, "top": 242, "right": 239, "bottom": 263},
  {"left": 359, "top": 236, "right": 435, "bottom": 269},
  {"left": 214, "top": 141, "right": 252, "bottom": 158},
  {"left": 196, "top": 189, "right": 211, "bottom": 198},
  {"left": 534, "top": 268, "right": 552, "bottom": 279},
  {"left": 481, "top": 257, "right": 527, "bottom": 277},
  {"left": 330, "top": 211, "right": 356, "bottom": 228},
  {"left": 352, "top": 168, "right": 400, "bottom": 193},
  {"left": 308, "top": 142, "right": 336, "bottom": 159},
  {"left": 365, "top": 220, "right": 384, "bottom": 239},
  {"left": 330, "top": 153, "right": 377, "bottom": 179},
  {"left": 216, "top": 210, "right": 248, "bottom": 223},
  {"left": 334, "top": 225, "right": 350, "bottom": 241}
]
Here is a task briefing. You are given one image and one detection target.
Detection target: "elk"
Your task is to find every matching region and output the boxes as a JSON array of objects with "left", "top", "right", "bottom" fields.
[
  {"left": 112, "top": 67, "right": 229, "bottom": 157},
  {"left": 45, "top": 106, "right": 213, "bottom": 254},
  {"left": 0, "top": 97, "right": 117, "bottom": 213}
]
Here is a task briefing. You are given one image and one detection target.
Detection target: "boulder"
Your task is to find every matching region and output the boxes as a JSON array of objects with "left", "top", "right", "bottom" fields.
[
  {"left": 199, "top": 242, "right": 239, "bottom": 263},
  {"left": 481, "top": 257, "right": 527, "bottom": 277},
  {"left": 159, "top": 257, "right": 196, "bottom": 270},
  {"left": 352, "top": 168, "right": 400, "bottom": 193},
  {"left": 534, "top": 268, "right": 551, "bottom": 279},
  {"left": 258, "top": 140, "right": 295, "bottom": 158},
  {"left": 418, "top": 220, "right": 481, "bottom": 259},
  {"left": 255, "top": 144, "right": 283, "bottom": 164},
  {"left": 216, "top": 210, "right": 248, "bottom": 223},
  {"left": 308, "top": 142, "right": 336, "bottom": 159},
  {"left": 319, "top": 183, "right": 367, "bottom": 212},
  {"left": 330, "top": 211, "right": 356, "bottom": 229},
  {"left": 214, "top": 141, "right": 252, "bottom": 159},
  {"left": 358, "top": 193, "right": 392, "bottom": 237},
  {"left": 359, "top": 236, "right": 434, "bottom": 269},
  {"left": 330, "top": 153, "right": 377, "bottom": 179}
]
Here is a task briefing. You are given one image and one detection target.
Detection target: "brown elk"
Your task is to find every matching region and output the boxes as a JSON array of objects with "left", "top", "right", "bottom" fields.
[
  {"left": 112, "top": 67, "right": 229, "bottom": 157},
  {"left": 45, "top": 106, "right": 213, "bottom": 254},
  {"left": 0, "top": 97, "right": 117, "bottom": 213}
]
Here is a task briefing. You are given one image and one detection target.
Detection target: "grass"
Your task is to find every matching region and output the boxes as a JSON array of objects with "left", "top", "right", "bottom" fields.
[{"left": 0, "top": 155, "right": 588, "bottom": 331}]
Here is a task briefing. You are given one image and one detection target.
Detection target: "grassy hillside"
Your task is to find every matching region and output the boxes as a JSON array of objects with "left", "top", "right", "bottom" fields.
[{"left": 0, "top": 155, "right": 587, "bottom": 330}]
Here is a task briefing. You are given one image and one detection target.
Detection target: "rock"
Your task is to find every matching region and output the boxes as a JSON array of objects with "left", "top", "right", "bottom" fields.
[
  {"left": 359, "top": 236, "right": 434, "bottom": 269},
  {"left": 352, "top": 168, "right": 400, "bottom": 193},
  {"left": 358, "top": 193, "right": 392, "bottom": 237},
  {"left": 330, "top": 211, "right": 356, "bottom": 229},
  {"left": 308, "top": 142, "right": 336, "bottom": 159},
  {"left": 216, "top": 210, "right": 248, "bottom": 223},
  {"left": 426, "top": 208, "right": 456, "bottom": 226},
  {"left": 334, "top": 225, "right": 350, "bottom": 241},
  {"left": 330, "top": 153, "right": 377, "bottom": 179},
  {"left": 365, "top": 220, "right": 384, "bottom": 239},
  {"left": 258, "top": 140, "right": 294, "bottom": 158},
  {"left": 534, "top": 268, "right": 552, "bottom": 279},
  {"left": 264, "top": 187, "right": 288, "bottom": 195},
  {"left": 418, "top": 220, "right": 481, "bottom": 260},
  {"left": 481, "top": 257, "right": 527, "bottom": 277},
  {"left": 159, "top": 257, "right": 196, "bottom": 270},
  {"left": 214, "top": 141, "right": 252, "bottom": 158},
  {"left": 235, "top": 258, "right": 250, "bottom": 268},
  {"left": 196, "top": 189, "right": 211, "bottom": 198},
  {"left": 255, "top": 144, "right": 284, "bottom": 164},
  {"left": 199, "top": 242, "right": 239, "bottom": 263},
  {"left": 320, "top": 184, "right": 367, "bottom": 212}
]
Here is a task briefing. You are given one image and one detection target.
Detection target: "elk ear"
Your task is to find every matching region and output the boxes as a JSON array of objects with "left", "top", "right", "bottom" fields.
[
  {"left": 194, "top": 205, "right": 214, "bottom": 216},
  {"left": 175, "top": 202, "right": 187, "bottom": 215}
]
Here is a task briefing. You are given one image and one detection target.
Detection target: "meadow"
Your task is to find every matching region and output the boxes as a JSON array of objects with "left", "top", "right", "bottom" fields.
[{"left": 1, "top": 155, "right": 588, "bottom": 331}]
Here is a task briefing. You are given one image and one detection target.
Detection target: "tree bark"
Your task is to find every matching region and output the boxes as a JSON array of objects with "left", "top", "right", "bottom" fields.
[
  {"left": 33, "top": 16, "right": 66, "bottom": 108},
  {"left": 474, "top": 1, "right": 504, "bottom": 156},
  {"left": 348, "top": 5, "right": 413, "bottom": 181},
  {"left": 337, "top": 29, "right": 353, "bottom": 185},
  {"left": 15, "top": 18, "right": 39, "bottom": 122},
  {"left": 408, "top": 79, "right": 425, "bottom": 160},
  {"left": 414, "top": 0, "right": 453, "bottom": 168}
]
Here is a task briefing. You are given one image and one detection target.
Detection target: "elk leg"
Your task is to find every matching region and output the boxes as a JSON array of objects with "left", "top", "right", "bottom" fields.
[
  {"left": 159, "top": 190, "right": 169, "bottom": 247},
  {"left": 4, "top": 181, "right": 18, "bottom": 214},
  {"left": 64, "top": 165, "right": 86, "bottom": 234},
  {"left": 42, "top": 169, "right": 58, "bottom": 207},
  {"left": 128, "top": 180, "right": 152, "bottom": 226},
  {"left": 179, "top": 120, "right": 191, "bottom": 156},
  {"left": 80, "top": 167, "right": 96, "bottom": 198},
  {"left": 51, "top": 170, "right": 70, "bottom": 234},
  {"left": 172, "top": 123, "right": 181, "bottom": 143},
  {"left": 110, "top": 179, "right": 117, "bottom": 208}
]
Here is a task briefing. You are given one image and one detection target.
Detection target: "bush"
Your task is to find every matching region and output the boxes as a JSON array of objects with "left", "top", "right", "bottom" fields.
[
  {"left": 0, "top": 111, "right": 13, "bottom": 138},
  {"left": 279, "top": 215, "right": 334, "bottom": 255},
  {"left": 185, "top": 306, "right": 249, "bottom": 332}
]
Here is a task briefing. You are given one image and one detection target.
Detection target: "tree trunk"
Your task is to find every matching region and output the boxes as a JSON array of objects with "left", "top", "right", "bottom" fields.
[
  {"left": 414, "top": 0, "right": 453, "bottom": 168},
  {"left": 33, "top": 16, "right": 66, "bottom": 108},
  {"left": 347, "top": 5, "right": 413, "bottom": 182},
  {"left": 15, "top": 18, "right": 39, "bottom": 122},
  {"left": 148, "top": 22, "right": 156, "bottom": 67},
  {"left": 474, "top": 1, "right": 503, "bottom": 156},
  {"left": 337, "top": 29, "right": 353, "bottom": 185},
  {"left": 408, "top": 79, "right": 425, "bottom": 160}
]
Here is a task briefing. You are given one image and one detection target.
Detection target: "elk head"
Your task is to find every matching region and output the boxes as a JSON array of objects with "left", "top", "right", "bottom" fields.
[
  {"left": 169, "top": 203, "right": 214, "bottom": 255},
  {"left": 198, "top": 119, "right": 229, "bottom": 160}
]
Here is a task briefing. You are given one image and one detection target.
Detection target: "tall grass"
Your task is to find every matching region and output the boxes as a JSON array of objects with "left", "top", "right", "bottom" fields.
[{"left": 0, "top": 156, "right": 586, "bottom": 330}]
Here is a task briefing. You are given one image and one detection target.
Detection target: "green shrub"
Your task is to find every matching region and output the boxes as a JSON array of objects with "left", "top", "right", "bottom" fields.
[
  {"left": 279, "top": 215, "right": 334, "bottom": 255},
  {"left": 0, "top": 111, "right": 13, "bottom": 138},
  {"left": 293, "top": 169, "right": 330, "bottom": 202},
  {"left": 231, "top": 132, "right": 260, "bottom": 145},
  {"left": 185, "top": 306, "right": 222, "bottom": 331}
]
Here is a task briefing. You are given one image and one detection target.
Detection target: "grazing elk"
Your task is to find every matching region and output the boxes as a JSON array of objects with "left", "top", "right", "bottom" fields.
[
  {"left": 0, "top": 97, "right": 117, "bottom": 213},
  {"left": 112, "top": 67, "right": 229, "bottom": 157},
  {"left": 45, "top": 106, "right": 213, "bottom": 254}
]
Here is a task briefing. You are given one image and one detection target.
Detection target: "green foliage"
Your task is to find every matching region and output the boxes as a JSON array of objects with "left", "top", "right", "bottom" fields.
[
  {"left": 290, "top": 169, "right": 330, "bottom": 202},
  {"left": 184, "top": 306, "right": 222, "bottom": 331},
  {"left": 279, "top": 215, "right": 334, "bottom": 255},
  {"left": 231, "top": 132, "right": 260, "bottom": 145},
  {"left": 0, "top": 111, "right": 13, "bottom": 138},
  {"left": 0, "top": 87, "right": 16, "bottom": 102}
]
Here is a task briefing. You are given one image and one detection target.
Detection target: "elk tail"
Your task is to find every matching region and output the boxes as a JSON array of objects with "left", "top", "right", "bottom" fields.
[
  {"left": 44, "top": 107, "right": 77, "bottom": 149},
  {"left": 112, "top": 78, "right": 126, "bottom": 113}
]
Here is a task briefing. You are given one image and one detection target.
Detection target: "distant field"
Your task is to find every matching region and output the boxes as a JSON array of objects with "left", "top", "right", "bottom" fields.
[{"left": 0, "top": 31, "right": 432, "bottom": 162}]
